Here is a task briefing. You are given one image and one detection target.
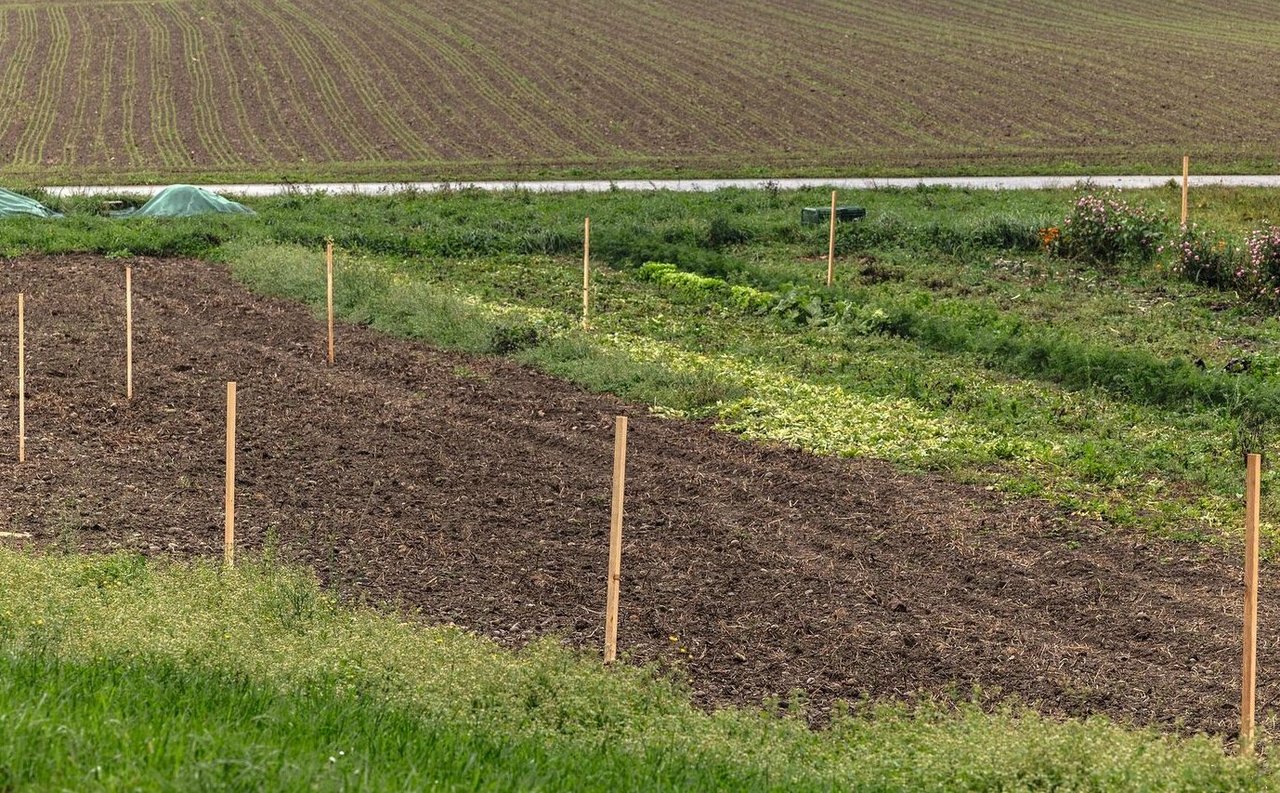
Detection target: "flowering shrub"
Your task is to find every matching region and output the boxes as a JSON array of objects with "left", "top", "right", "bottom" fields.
[
  {"left": 1162, "top": 225, "right": 1240, "bottom": 289},
  {"left": 1051, "top": 192, "right": 1164, "bottom": 267},
  {"left": 1242, "top": 224, "right": 1280, "bottom": 302}
]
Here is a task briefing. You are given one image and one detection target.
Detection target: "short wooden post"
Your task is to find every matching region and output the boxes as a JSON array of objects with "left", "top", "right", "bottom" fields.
[
  {"left": 125, "top": 267, "right": 134, "bottom": 400},
  {"left": 826, "top": 190, "right": 837, "bottom": 287},
  {"left": 326, "top": 238, "right": 335, "bottom": 366},
  {"left": 1181, "top": 155, "right": 1190, "bottom": 228},
  {"left": 603, "top": 415, "right": 628, "bottom": 663},
  {"left": 582, "top": 217, "right": 591, "bottom": 331},
  {"left": 16, "top": 293, "right": 24, "bottom": 463},
  {"left": 1241, "top": 452, "right": 1261, "bottom": 754},
  {"left": 224, "top": 381, "right": 237, "bottom": 567}
]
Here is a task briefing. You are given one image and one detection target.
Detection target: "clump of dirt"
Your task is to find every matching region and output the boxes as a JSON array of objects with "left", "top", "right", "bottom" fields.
[{"left": 0, "top": 255, "right": 1266, "bottom": 736}]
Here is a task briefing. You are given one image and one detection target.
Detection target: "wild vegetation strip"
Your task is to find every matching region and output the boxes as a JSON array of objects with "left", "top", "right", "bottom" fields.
[
  {"left": 1, "top": 0, "right": 1280, "bottom": 182},
  {"left": 1, "top": 552, "right": 1268, "bottom": 790}
]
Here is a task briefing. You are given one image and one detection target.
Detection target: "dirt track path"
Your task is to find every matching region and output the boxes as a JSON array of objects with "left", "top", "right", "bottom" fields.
[{"left": 0, "top": 254, "right": 1270, "bottom": 736}]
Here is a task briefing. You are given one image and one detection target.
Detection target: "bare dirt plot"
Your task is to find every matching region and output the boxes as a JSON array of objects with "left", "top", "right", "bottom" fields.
[{"left": 0, "top": 253, "right": 1271, "bottom": 736}]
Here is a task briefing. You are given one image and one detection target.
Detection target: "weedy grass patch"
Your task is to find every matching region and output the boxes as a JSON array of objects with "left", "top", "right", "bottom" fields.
[{"left": 0, "top": 549, "right": 1269, "bottom": 792}]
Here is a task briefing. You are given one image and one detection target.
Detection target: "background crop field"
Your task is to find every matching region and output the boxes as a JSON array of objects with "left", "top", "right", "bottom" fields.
[{"left": 1, "top": 0, "right": 1278, "bottom": 184}]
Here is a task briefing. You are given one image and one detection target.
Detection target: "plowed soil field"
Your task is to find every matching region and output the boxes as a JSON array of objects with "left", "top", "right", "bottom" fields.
[
  {"left": 0, "top": 254, "right": 1271, "bottom": 737},
  {"left": 1, "top": 0, "right": 1279, "bottom": 181}
]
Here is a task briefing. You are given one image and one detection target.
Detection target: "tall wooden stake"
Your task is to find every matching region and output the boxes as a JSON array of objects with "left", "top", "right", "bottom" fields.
[
  {"left": 1241, "top": 452, "right": 1261, "bottom": 755},
  {"left": 16, "top": 293, "right": 24, "bottom": 463},
  {"left": 604, "top": 415, "right": 628, "bottom": 663},
  {"left": 126, "top": 267, "right": 134, "bottom": 400},
  {"left": 326, "top": 238, "right": 335, "bottom": 366},
  {"left": 1181, "top": 155, "right": 1190, "bottom": 227},
  {"left": 826, "top": 190, "right": 837, "bottom": 287},
  {"left": 224, "top": 381, "right": 237, "bottom": 568},
  {"left": 582, "top": 217, "right": 591, "bottom": 331}
]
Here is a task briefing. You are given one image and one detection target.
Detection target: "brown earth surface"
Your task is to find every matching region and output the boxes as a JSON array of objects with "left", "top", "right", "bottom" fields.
[
  {"left": 2, "top": 0, "right": 1280, "bottom": 180},
  {"left": 0, "top": 254, "right": 1274, "bottom": 738}
]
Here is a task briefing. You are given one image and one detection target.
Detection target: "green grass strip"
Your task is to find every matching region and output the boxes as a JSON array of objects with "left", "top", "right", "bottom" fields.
[{"left": 0, "top": 549, "right": 1269, "bottom": 791}]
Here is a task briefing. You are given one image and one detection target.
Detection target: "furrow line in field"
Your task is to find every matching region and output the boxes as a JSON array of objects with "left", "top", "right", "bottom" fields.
[
  {"left": 243, "top": 0, "right": 373, "bottom": 161},
  {"left": 603, "top": 0, "right": 841, "bottom": 141},
  {"left": 119, "top": 17, "right": 146, "bottom": 167},
  {"left": 135, "top": 3, "right": 186, "bottom": 168},
  {"left": 479, "top": 1, "right": 767, "bottom": 155},
  {"left": 390, "top": 3, "right": 582, "bottom": 158},
  {"left": 308, "top": 1, "right": 472, "bottom": 160},
  {"left": 322, "top": 2, "right": 482, "bottom": 159},
  {"left": 723, "top": 0, "right": 985, "bottom": 143},
  {"left": 196, "top": 2, "right": 274, "bottom": 164},
  {"left": 13, "top": 7, "right": 50, "bottom": 165},
  {"left": 171, "top": 5, "right": 239, "bottom": 167},
  {"left": 238, "top": 0, "right": 375, "bottom": 161},
  {"left": 476, "top": 2, "right": 762, "bottom": 155},
  {"left": 219, "top": 0, "right": 340, "bottom": 162},
  {"left": 0, "top": 12, "right": 12, "bottom": 148},
  {"left": 146, "top": 2, "right": 188, "bottom": 167},
  {"left": 272, "top": 0, "right": 430, "bottom": 161},
  {"left": 57, "top": 6, "right": 96, "bottom": 166},
  {"left": 631, "top": 0, "right": 949, "bottom": 148},
  {"left": 892, "top": 0, "right": 1275, "bottom": 102},
  {"left": 734, "top": 0, "right": 1183, "bottom": 147},
  {"left": 424, "top": 3, "right": 629, "bottom": 156},
  {"left": 368, "top": 3, "right": 541, "bottom": 158},
  {"left": 426, "top": 3, "right": 645, "bottom": 157},
  {"left": 479, "top": 1, "right": 774, "bottom": 156},
  {"left": 262, "top": 0, "right": 388, "bottom": 160},
  {"left": 87, "top": 14, "right": 119, "bottom": 168},
  {"left": 1042, "top": 0, "right": 1280, "bottom": 46},
  {"left": 0, "top": 13, "right": 8, "bottom": 120},
  {"left": 14, "top": 6, "right": 70, "bottom": 166},
  {"left": 331, "top": 2, "right": 461, "bottom": 159},
  {"left": 0, "top": 8, "right": 40, "bottom": 156},
  {"left": 763, "top": 0, "right": 1169, "bottom": 147}
]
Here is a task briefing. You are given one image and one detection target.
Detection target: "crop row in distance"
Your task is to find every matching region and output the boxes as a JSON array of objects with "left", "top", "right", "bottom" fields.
[{"left": 1, "top": 0, "right": 1279, "bottom": 181}]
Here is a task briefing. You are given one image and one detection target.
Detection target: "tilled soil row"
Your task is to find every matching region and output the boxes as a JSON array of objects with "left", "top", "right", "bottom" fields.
[{"left": 0, "top": 255, "right": 1270, "bottom": 736}]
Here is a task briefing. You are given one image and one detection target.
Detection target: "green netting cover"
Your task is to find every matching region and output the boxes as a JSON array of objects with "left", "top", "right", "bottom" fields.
[
  {"left": 112, "top": 185, "right": 255, "bottom": 218},
  {"left": 0, "top": 188, "right": 60, "bottom": 218}
]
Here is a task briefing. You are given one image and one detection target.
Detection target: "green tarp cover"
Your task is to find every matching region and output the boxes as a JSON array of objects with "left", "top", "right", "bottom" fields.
[
  {"left": 112, "top": 185, "right": 255, "bottom": 218},
  {"left": 0, "top": 188, "right": 60, "bottom": 218}
]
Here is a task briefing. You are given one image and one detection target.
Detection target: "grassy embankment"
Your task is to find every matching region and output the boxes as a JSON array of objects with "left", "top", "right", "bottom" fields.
[{"left": 0, "top": 549, "right": 1269, "bottom": 790}]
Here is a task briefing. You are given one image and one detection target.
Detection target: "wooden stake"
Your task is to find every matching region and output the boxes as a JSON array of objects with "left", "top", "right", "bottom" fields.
[
  {"left": 16, "top": 293, "right": 24, "bottom": 463},
  {"left": 326, "top": 238, "right": 335, "bottom": 366},
  {"left": 1241, "top": 452, "right": 1261, "bottom": 755},
  {"left": 604, "top": 414, "right": 628, "bottom": 663},
  {"left": 826, "top": 190, "right": 837, "bottom": 287},
  {"left": 224, "top": 381, "right": 237, "bottom": 568},
  {"left": 582, "top": 217, "right": 591, "bottom": 331},
  {"left": 125, "top": 267, "right": 133, "bottom": 400},
  {"left": 1181, "top": 155, "right": 1190, "bottom": 227}
]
